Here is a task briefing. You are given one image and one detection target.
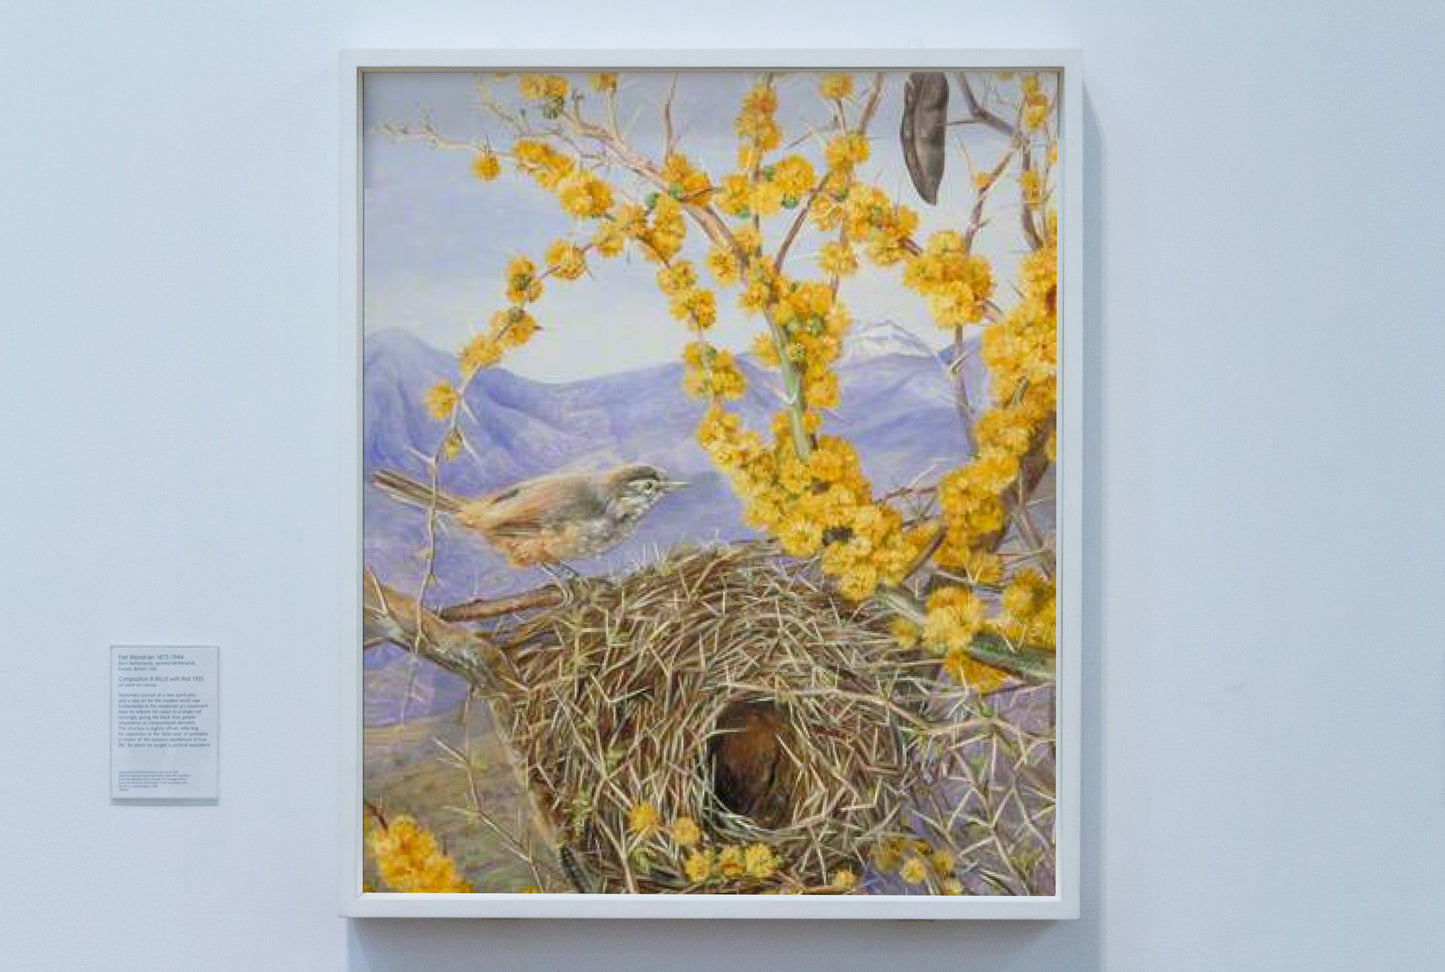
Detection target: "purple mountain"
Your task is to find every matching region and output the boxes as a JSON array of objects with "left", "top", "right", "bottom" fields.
[{"left": 362, "top": 321, "right": 985, "bottom": 723}]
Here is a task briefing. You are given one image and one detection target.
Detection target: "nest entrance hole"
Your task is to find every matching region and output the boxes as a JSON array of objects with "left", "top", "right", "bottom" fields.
[{"left": 708, "top": 700, "right": 796, "bottom": 830}]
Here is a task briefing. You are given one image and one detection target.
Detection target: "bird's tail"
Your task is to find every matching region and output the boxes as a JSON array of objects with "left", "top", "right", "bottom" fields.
[{"left": 371, "top": 469, "right": 463, "bottom": 514}]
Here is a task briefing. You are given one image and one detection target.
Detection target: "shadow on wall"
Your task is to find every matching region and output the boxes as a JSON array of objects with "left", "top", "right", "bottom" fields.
[{"left": 344, "top": 90, "right": 1108, "bottom": 972}]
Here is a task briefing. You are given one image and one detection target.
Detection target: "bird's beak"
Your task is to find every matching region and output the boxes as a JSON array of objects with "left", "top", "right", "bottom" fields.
[{"left": 661, "top": 480, "right": 689, "bottom": 492}]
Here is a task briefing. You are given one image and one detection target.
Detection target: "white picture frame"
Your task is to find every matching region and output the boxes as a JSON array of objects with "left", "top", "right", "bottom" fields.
[{"left": 340, "top": 48, "right": 1082, "bottom": 920}]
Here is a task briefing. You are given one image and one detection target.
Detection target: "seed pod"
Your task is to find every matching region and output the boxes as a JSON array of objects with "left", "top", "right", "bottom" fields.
[{"left": 901, "top": 72, "right": 949, "bottom": 204}]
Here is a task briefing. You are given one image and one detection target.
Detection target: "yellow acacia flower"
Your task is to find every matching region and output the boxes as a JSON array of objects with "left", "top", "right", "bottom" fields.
[
  {"left": 1020, "top": 168, "right": 1045, "bottom": 207},
  {"left": 627, "top": 802, "right": 660, "bottom": 837},
  {"left": 368, "top": 816, "right": 471, "bottom": 893},
  {"left": 441, "top": 428, "right": 465, "bottom": 462},
  {"left": 504, "top": 256, "right": 541, "bottom": 304},
  {"left": 470, "top": 151, "right": 500, "bottom": 181},
  {"left": 943, "top": 647, "right": 1010, "bottom": 694},
  {"left": 742, "top": 843, "right": 776, "bottom": 879},
  {"left": 871, "top": 837, "right": 905, "bottom": 873},
  {"left": 929, "top": 848, "right": 956, "bottom": 877},
  {"left": 923, "top": 585, "right": 986, "bottom": 654},
  {"left": 590, "top": 72, "right": 618, "bottom": 94},
  {"left": 941, "top": 877, "right": 964, "bottom": 895},
  {"left": 818, "top": 240, "right": 858, "bottom": 277},
  {"left": 424, "top": 382, "right": 459, "bottom": 421},
  {"left": 771, "top": 154, "right": 816, "bottom": 201},
  {"left": 490, "top": 306, "right": 538, "bottom": 348},
  {"left": 831, "top": 868, "right": 859, "bottom": 891},
  {"left": 670, "top": 816, "right": 701, "bottom": 848},
  {"left": 545, "top": 240, "right": 587, "bottom": 280},
  {"left": 518, "top": 73, "right": 569, "bottom": 102},
  {"left": 656, "top": 261, "right": 699, "bottom": 296},
  {"left": 706, "top": 243, "right": 743, "bottom": 284},
  {"left": 818, "top": 73, "right": 853, "bottom": 100},
  {"left": 458, "top": 335, "right": 501, "bottom": 378},
  {"left": 683, "top": 850, "right": 714, "bottom": 883},
  {"left": 716, "top": 845, "right": 745, "bottom": 879},
  {"left": 512, "top": 139, "right": 574, "bottom": 190},
  {"left": 660, "top": 151, "right": 712, "bottom": 202},
  {"left": 902, "top": 230, "right": 994, "bottom": 327},
  {"left": 899, "top": 856, "right": 929, "bottom": 886},
  {"left": 824, "top": 132, "right": 869, "bottom": 174},
  {"left": 556, "top": 171, "right": 614, "bottom": 219}
]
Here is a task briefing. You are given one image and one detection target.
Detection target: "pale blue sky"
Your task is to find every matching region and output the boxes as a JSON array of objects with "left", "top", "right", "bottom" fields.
[{"left": 362, "top": 70, "right": 1052, "bottom": 382}]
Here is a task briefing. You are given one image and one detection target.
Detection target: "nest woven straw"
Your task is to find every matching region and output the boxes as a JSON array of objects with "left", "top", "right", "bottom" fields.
[{"left": 491, "top": 543, "right": 937, "bottom": 893}]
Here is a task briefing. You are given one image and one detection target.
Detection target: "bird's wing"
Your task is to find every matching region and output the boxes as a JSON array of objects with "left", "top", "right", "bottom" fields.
[{"left": 458, "top": 475, "right": 603, "bottom": 537}]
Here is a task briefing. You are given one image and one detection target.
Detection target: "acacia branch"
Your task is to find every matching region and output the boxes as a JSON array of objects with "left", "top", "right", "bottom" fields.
[{"left": 362, "top": 571, "right": 514, "bottom": 693}]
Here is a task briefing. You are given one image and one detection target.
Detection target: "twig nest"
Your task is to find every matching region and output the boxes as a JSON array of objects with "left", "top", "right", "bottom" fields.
[{"left": 493, "top": 544, "right": 935, "bottom": 892}]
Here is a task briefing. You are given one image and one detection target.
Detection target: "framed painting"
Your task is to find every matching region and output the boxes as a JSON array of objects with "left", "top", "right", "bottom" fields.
[{"left": 340, "top": 49, "right": 1082, "bottom": 919}]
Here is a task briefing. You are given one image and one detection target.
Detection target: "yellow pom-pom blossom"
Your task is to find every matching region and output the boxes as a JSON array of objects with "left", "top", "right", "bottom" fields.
[
  {"left": 844, "top": 184, "right": 918, "bottom": 266},
  {"left": 683, "top": 849, "right": 714, "bottom": 883},
  {"left": 555, "top": 170, "right": 614, "bottom": 219},
  {"left": 742, "top": 843, "right": 776, "bottom": 879},
  {"left": 424, "top": 382, "right": 459, "bottom": 421},
  {"left": 518, "top": 73, "right": 569, "bottom": 103},
  {"left": 824, "top": 132, "right": 869, "bottom": 176},
  {"left": 504, "top": 256, "right": 542, "bottom": 304},
  {"left": 659, "top": 151, "right": 712, "bottom": 203},
  {"left": 511, "top": 139, "right": 575, "bottom": 190},
  {"left": 998, "top": 570, "right": 1057, "bottom": 650},
  {"left": 899, "top": 855, "right": 929, "bottom": 886},
  {"left": 627, "top": 801, "right": 660, "bottom": 837},
  {"left": 682, "top": 343, "right": 746, "bottom": 401},
  {"left": 545, "top": 239, "right": 587, "bottom": 281},
  {"left": 734, "top": 82, "right": 781, "bottom": 169},
  {"left": 771, "top": 154, "right": 816, "bottom": 203},
  {"left": 818, "top": 240, "right": 858, "bottom": 277},
  {"left": 818, "top": 73, "right": 854, "bottom": 100},
  {"left": 590, "top": 72, "right": 618, "bottom": 94},
  {"left": 923, "top": 586, "right": 986, "bottom": 655},
  {"left": 1021, "top": 73, "right": 1050, "bottom": 130},
  {"left": 831, "top": 867, "right": 860, "bottom": 891},
  {"left": 470, "top": 150, "right": 501, "bottom": 181},
  {"left": 716, "top": 845, "right": 746, "bottom": 879},
  {"left": 367, "top": 816, "right": 471, "bottom": 893},
  {"left": 670, "top": 816, "right": 702, "bottom": 848},
  {"left": 902, "top": 230, "right": 994, "bottom": 328}
]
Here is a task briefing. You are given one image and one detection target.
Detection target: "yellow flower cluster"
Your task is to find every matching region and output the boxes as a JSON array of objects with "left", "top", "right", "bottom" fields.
[
  {"left": 715, "top": 154, "right": 815, "bottom": 219},
  {"left": 1020, "top": 168, "right": 1045, "bottom": 207},
  {"left": 659, "top": 151, "right": 712, "bottom": 203},
  {"left": 844, "top": 184, "right": 919, "bottom": 266},
  {"left": 504, "top": 255, "right": 542, "bottom": 304},
  {"left": 425, "top": 382, "right": 459, "bottom": 421},
  {"left": 682, "top": 342, "right": 746, "bottom": 400},
  {"left": 518, "top": 74, "right": 569, "bottom": 117},
  {"left": 824, "top": 132, "right": 869, "bottom": 177},
  {"left": 367, "top": 815, "right": 471, "bottom": 893},
  {"left": 1021, "top": 74, "right": 1050, "bottom": 131},
  {"left": 682, "top": 842, "right": 777, "bottom": 885},
  {"left": 470, "top": 150, "right": 500, "bottom": 181},
  {"left": 556, "top": 170, "right": 614, "bottom": 219},
  {"left": 870, "top": 836, "right": 962, "bottom": 893},
  {"left": 545, "top": 239, "right": 587, "bottom": 281},
  {"left": 627, "top": 801, "right": 660, "bottom": 837},
  {"left": 923, "top": 585, "right": 986, "bottom": 654},
  {"left": 518, "top": 73, "right": 569, "bottom": 101},
  {"left": 902, "top": 230, "right": 995, "bottom": 327},
  {"left": 817, "top": 240, "right": 858, "bottom": 277},
  {"left": 997, "top": 570, "right": 1057, "bottom": 650},
  {"left": 621, "top": 194, "right": 687, "bottom": 263},
  {"left": 734, "top": 81, "right": 780, "bottom": 170},
  {"left": 934, "top": 211, "right": 1056, "bottom": 562},
  {"left": 656, "top": 259, "right": 717, "bottom": 330},
  {"left": 512, "top": 138, "right": 574, "bottom": 190},
  {"left": 590, "top": 72, "right": 618, "bottom": 94},
  {"left": 818, "top": 73, "right": 854, "bottom": 100}
]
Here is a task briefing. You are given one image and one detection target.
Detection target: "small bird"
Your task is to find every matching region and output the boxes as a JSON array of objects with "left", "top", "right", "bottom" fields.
[{"left": 371, "top": 463, "right": 687, "bottom": 571}]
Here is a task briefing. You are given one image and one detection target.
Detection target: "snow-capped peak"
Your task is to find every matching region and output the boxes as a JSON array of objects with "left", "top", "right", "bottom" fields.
[{"left": 838, "top": 319, "right": 941, "bottom": 366}]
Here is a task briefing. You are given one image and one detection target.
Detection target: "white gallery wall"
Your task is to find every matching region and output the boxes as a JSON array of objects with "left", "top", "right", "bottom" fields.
[{"left": 1, "top": 1, "right": 1442, "bottom": 969}]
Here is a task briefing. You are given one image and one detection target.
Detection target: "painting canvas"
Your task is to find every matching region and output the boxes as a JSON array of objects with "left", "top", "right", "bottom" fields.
[{"left": 352, "top": 59, "right": 1071, "bottom": 910}]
